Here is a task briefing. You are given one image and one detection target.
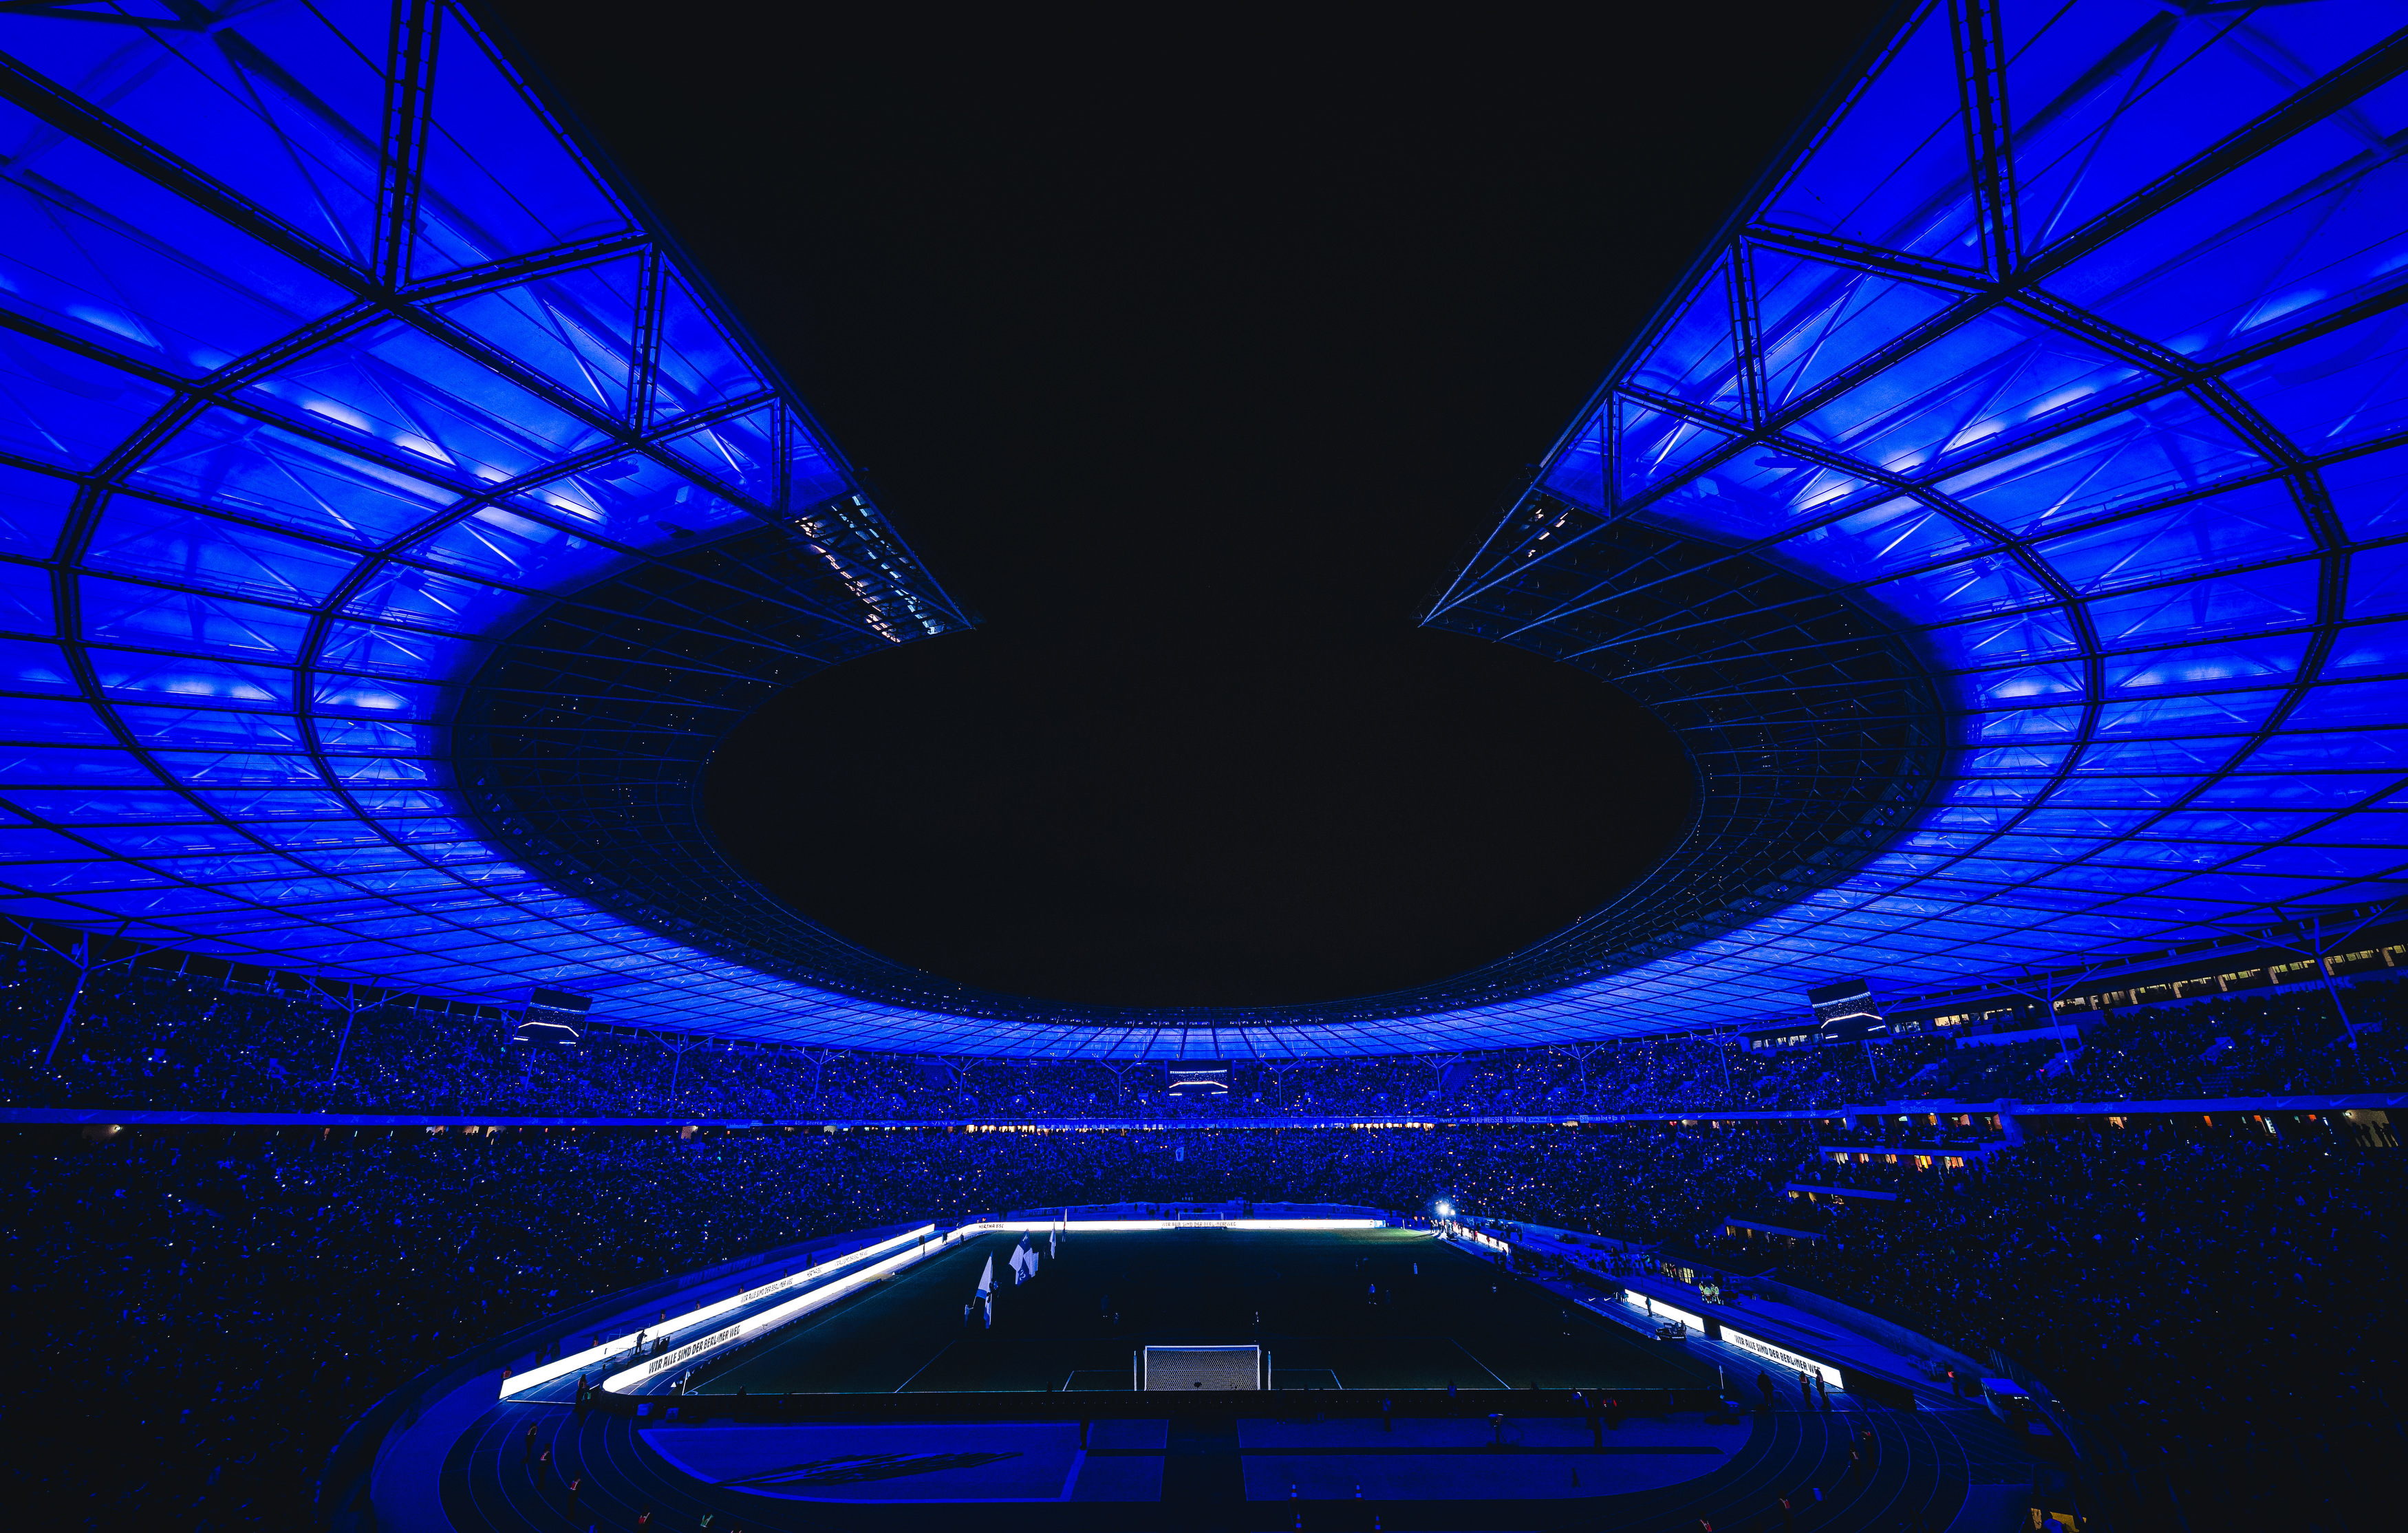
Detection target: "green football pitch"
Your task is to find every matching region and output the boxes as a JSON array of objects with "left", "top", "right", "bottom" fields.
[{"left": 691, "top": 1228, "right": 1720, "bottom": 1395}]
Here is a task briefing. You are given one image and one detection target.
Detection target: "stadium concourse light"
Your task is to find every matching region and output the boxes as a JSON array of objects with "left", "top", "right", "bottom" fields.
[
  {"left": 1434, "top": 1201, "right": 1454, "bottom": 1219},
  {"left": 0, "top": 1, "right": 2402, "bottom": 1058}
]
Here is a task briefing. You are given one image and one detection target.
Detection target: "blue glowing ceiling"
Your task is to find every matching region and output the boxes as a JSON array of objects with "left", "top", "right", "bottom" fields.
[
  {"left": 1425, "top": 0, "right": 2408, "bottom": 1036},
  {"left": 0, "top": 1, "right": 2403, "bottom": 1056}
]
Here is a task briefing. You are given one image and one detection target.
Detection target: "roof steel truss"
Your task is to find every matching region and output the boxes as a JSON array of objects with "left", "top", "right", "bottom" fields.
[{"left": 2, "top": 1, "right": 2404, "bottom": 1055}]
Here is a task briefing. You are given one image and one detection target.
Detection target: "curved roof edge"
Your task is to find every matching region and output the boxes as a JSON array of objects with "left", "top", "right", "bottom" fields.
[{"left": 3, "top": 1, "right": 2405, "bottom": 1055}]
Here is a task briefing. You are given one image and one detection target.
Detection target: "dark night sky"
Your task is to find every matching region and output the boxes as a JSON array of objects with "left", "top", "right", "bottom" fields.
[{"left": 486, "top": 2, "right": 1895, "bottom": 1008}]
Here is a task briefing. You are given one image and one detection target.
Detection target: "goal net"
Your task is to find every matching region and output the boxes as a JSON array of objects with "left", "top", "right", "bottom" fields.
[{"left": 1140, "top": 1344, "right": 1262, "bottom": 1391}]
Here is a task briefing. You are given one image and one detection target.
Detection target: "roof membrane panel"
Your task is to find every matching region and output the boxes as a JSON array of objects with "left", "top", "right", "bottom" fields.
[
  {"left": 2, "top": 5, "right": 386, "bottom": 266},
  {"left": 1764, "top": 2, "right": 1979, "bottom": 264},
  {"left": 2224, "top": 309, "right": 2408, "bottom": 451},
  {"left": 406, "top": 12, "right": 630, "bottom": 279},
  {"left": 0, "top": 332, "right": 177, "bottom": 467},
  {"left": 433, "top": 256, "right": 645, "bottom": 418},
  {"left": 2046, "top": 78, "right": 2408, "bottom": 357},
  {"left": 0, "top": 109, "right": 350, "bottom": 374},
  {"left": 1629, "top": 258, "right": 1746, "bottom": 418}
]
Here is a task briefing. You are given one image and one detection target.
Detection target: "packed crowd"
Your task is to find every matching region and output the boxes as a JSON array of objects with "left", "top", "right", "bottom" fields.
[
  {"left": 11, "top": 1102, "right": 2400, "bottom": 1530},
  {"left": 8, "top": 925, "right": 2400, "bottom": 1530},
  {"left": 2050, "top": 987, "right": 2407, "bottom": 1099},
  {"left": 6, "top": 942, "right": 2398, "bottom": 1124},
  {"left": 1703, "top": 1121, "right": 2405, "bottom": 1532},
  {"left": 6, "top": 1117, "right": 1800, "bottom": 1528}
]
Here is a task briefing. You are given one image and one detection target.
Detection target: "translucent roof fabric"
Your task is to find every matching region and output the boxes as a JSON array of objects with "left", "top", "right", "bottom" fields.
[
  {"left": 1426, "top": 1, "right": 2408, "bottom": 1038},
  {"left": 0, "top": 0, "right": 1002, "bottom": 1051},
  {"left": 3, "top": 1, "right": 2405, "bottom": 1059}
]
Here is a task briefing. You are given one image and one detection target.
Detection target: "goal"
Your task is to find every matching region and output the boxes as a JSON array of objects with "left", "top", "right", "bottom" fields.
[{"left": 1139, "top": 1344, "right": 1263, "bottom": 1391}]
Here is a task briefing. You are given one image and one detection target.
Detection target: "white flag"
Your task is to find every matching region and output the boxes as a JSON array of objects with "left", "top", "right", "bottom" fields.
[{"left": 976, "top": 1254, "right": 994, "bottom": 1296}]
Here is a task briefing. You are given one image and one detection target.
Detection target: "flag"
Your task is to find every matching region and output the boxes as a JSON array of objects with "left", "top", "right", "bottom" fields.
[
  {"left": 1050, "top": 1227, "right": 1057, "bottom": 1261},
  {"left": 976, "top": 1254, "right": 994, "bottom": 1297}
]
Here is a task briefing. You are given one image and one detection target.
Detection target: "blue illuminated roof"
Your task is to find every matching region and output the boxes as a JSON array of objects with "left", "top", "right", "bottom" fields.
[
  {"left": 1, "top": 1, "right": 2404, "bottom": 1056},
  {"left": 1424, "top": 1, "right": 2408, "bottom": 1038}
]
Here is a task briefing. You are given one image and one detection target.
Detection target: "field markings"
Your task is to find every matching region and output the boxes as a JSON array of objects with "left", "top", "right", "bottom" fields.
[
  {"left": 892, "top": 1339, "right": 960, "bottom": 1393},
  {"left": 1443, "top": 1334, "right": 1516, "bottom": 1391}
]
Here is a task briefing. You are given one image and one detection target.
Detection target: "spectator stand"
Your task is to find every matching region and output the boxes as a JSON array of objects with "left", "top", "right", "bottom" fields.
[
  {"left": 11, "top": 909, "right": 2407, "bottom": 1126},
  {"left": 1452, "top": 1212, "right": 2087, "bottom": 1524},
  {"left": 11, "top": 1102, "right": 2389, "bottom": 1529},
  {"left": 328, "top": 1216, "right": 929, "bottom": 1532},
  {"left": 1517, "top": 1219, "right": 2107, "bottom": 1516}
]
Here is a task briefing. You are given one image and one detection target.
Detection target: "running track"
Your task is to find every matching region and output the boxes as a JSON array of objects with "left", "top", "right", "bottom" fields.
[{"left": 433, "top": 1395, "right": 2028, "bottom": 1532}]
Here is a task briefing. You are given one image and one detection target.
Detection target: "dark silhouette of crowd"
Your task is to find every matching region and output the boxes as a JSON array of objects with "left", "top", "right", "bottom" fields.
[
  {"left": 4, "top": 1119, "right": 1806, "bottom": 1530},
  {"left": 8, "top": 1104, "right": 2402, "bottom": 1530},
  {"left": 1700, "top": 1118, "right": 2405, "bottom": 1532},
  {"left": 2046, "top": 991, "right": 2405, "bottom": 1099},
  {"left": 7, "top": 928, "right": 2404, "bottom": 1532},
  {"left": 7, "top": 939, "right": 2399, "bottom": 1124}
]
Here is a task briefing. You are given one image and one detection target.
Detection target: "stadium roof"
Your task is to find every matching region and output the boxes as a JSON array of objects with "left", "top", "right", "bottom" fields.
[{"left": 1, "top": 1, "right": 2404, "bottom": 1058}]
